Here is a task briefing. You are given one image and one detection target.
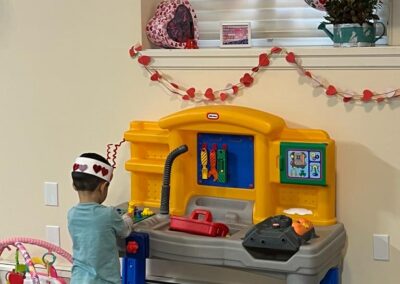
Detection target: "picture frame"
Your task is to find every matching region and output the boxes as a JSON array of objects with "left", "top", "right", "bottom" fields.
[{"left": 220, "top": 22, "right": 251, "bottom": 48}]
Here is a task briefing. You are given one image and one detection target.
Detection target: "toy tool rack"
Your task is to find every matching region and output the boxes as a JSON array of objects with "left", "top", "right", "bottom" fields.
[{"left": 124, "top": 105, "right": 336, "bottom": 226}]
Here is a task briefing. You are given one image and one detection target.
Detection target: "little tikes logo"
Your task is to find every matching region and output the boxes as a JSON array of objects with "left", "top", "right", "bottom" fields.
[{"left": 206, "top": 112, "right": 219, "bottom": 120}]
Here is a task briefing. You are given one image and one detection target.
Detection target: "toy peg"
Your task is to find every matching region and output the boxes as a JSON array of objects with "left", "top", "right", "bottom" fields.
[
  {"left": 127, "top": 201, "right": 136, "bottom": 215},
  {"left": 142, "top": 208, "right": 154, "bottom": 217}
]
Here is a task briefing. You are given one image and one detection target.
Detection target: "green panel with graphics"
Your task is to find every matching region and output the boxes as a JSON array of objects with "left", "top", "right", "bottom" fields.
[{"left": 280, "top": 142, "right": 326, "bottom": 186}]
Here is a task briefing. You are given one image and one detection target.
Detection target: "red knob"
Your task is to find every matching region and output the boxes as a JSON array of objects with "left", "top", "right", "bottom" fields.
[{"left": 126, "top": 241, "right": 139, "bottom": 254}]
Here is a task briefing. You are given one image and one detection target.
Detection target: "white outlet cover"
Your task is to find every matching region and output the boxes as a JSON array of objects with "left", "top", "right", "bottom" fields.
[
  {"left": 44, "top": 182, "right": 58, "bottom": 206},
  {"left": 373, "top": 234, "right": 390, "bottom": 261},
  {"left": 46, "top": 225, "right": 60, "bottom": 246}
]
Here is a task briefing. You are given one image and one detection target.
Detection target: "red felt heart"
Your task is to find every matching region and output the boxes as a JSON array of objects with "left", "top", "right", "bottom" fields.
[
  {"left": 93, "top": 165, "right": 102, "bottom": 173},
  {"left": 252, "top": 66, "right": 259, "bottom": 72},
  {"left": 362, "top": 89, "right": 374, "bottom": 102},
  {"left": 138, "top": 55, "right": 151, "bottom": 66},
  {"left": 240, "top": 73, "right": 254, "bottom": 87},
  {"left": 304, "top": 71, "right": 312, "bottom": 78},
  {"left": 101, "top": 168, "right": 109, "bottom": 176},
  {"left": 271, "top": 47, "right": 282, "bottom": 54},
  {"left": 73, "top": 163, "right": 79, "bottom": 171},
  {"left": 134, "top": 45, "right": 142, "bottom": 51},
  {"left": 150, "top": 71, "right": 161, "bottom": 81},
  {"left": 285, "top": 52, "right": 296, "bottom": 64},
  {"left": 259, "top": 53, "right": 270, "bottom": 67},
  {"left": 232, "top": 85, "right": 239, "bottom": 94},
  {"left": 129, "top": 46, "right": 137, "bottom": 57},
  {"left": 220, "top": 93, "right": 228, "bottom": 101},
  {"left": 186, "top": 87, "right": 196, "bottom": 98},
  {"left": 326, "top": 85, "right": 337, "bottom": 96},
  {"left": 204, "top": 88, "right": 215, "bottom": 100},
  {"left": 343, "top": 97, "right": 352, "bottom": 103},
  {"left": 182, "top": 95, "right": 190, "bottom": 100}
]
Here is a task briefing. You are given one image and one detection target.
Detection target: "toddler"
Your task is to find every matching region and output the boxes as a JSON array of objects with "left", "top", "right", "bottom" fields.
[{"left": 68, "top": 153, "right": 133, "bottom": 283}]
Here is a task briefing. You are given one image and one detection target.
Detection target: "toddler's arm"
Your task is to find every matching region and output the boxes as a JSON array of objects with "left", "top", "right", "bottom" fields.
[
  {"left": 121, "top": 212, "right": 134, "bottom": 237},
  {"left": 111, "top": 208, "right": 134, "bottom": 238}
]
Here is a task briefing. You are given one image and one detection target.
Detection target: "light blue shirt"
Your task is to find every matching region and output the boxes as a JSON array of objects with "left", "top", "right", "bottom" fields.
[{"left": 68, "top": 203, "right": 130, "bottom": 284}]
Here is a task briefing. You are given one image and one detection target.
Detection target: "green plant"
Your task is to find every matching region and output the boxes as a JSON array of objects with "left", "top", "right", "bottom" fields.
[{"left": 324, "top": 0, "right": 382, "bottom": 25}]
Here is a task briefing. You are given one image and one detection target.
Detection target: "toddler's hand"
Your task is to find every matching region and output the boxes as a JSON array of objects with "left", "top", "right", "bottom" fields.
[{"left": 122, "top": 213, "right": 134, "bottom": 232}]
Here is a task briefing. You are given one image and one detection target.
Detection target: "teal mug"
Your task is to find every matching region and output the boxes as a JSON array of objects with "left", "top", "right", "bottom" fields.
[{"left": 318, "top": 22, "right": 386, "bottom": 47}]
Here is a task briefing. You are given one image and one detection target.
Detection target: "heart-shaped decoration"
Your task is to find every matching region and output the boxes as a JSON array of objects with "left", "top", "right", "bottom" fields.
[
  {"left": 259, "top": 53, "right": 270, "bottom": 67},
  {"left": 271, "top": 47, "right": 282, "bottom": 54},
  {"left": 73, "top": 163, "right": 79, "bottom": 171},
  {"left": 240, "top": 73, "right": 254, "bottom": 87},
  {"left": 129, "top": 46, "right": 137, "bottom": 57},
  {"left": 220, "top": 93, "right": 228, "bottom": 101},
  {"left": 304, "top": 0, "right": 328, "bottom": 11},
  {"left": 93, "top": 165, "right": 102, "bottom": 173},
  {"left": 150, "top": 71, "right": 161, "bottom": 81},
  {"left": 376, "top": 97, "right": 385, "bottom": 103},
  {"left": 285, "top": 52, "right": 296, "bottom": 64},
  {"left": 79, "top": 164, "right": 88, "bottom": 172},
  {"left": 101, "top": 168, "right": 109, "bottom": 176},
  {"left": 138, "top": 55, "right": 151, "bottom": 66},
  {"left": 343, "top": 97, "right": 353, "bottom": 103},
  {"left": 204, "top": 88, "right": 215, "bottom": 100},
  {"left": 134, "top": 45, "right": 142, "bottom": 51},
  {"left": 232, "top": 85, "right": 239, "bottom": 94},
  {"left": 304, "top": 71, "right": 312, "bottom": 78},
  {"left": 326, "top": 85, "right": 337, "bottom": 96},
  {"left": 385, "top": 90, "right": 396, "bottom": 98},
  {"left": 182, "top": 95, "right": 190, "bottom": 100},
  {"left": 145, "top": 1, "right": 199, "bottom": 49},
  {"left": 362, "top": 89, "right": 374, "bottom": 102},
  {"left": 252, "top": 66, "right": 259, "bottom": 72},
  {"left": 186, "top": 87, "right": 196, "bottom": 98}
]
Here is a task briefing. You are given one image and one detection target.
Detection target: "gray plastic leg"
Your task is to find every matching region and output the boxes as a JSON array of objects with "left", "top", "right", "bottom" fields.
[{"left": 286, "top": 273, "right": 320, "bottom": 284}]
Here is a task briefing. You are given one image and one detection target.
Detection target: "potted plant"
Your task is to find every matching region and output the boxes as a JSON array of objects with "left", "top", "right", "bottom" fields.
[{"left": 318, "top": 0, "right": 386, "bottom": 47}]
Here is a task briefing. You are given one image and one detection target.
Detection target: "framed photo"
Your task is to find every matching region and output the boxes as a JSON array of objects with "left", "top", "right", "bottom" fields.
[{"left": 220, "top": 22, "right": 251, "bottom": 48}]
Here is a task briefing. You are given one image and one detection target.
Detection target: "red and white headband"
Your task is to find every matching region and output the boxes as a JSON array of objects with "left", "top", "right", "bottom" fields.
[{"left": 72, "top": 157, "right": 113, "bottom": 182}]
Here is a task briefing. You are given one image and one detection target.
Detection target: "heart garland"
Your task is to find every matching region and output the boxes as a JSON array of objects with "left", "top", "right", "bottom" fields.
[{"left": 129, "top": 44, "right": 400, "bottom": 104}]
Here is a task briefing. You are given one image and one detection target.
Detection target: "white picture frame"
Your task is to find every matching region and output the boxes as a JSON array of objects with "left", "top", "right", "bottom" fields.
[{"left": 220, "top": 22, "right": 251, "bottom": 48}]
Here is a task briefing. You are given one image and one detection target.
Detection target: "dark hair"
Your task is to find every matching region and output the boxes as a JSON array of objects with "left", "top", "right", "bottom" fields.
[{"left": 72, "top": 153, "right": 111, "bottom": 191}]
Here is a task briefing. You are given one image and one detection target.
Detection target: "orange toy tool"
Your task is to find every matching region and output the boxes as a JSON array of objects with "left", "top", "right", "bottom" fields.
[{"left": 200, "top": 144, "right": 208, "bottom": 180}]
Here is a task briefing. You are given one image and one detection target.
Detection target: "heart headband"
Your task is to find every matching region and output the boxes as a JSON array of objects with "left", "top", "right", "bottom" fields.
[{"left": 72, "top": 157, "right": 113, "bottom": 182}]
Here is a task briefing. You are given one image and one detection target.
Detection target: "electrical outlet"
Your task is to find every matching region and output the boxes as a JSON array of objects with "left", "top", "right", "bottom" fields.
[
  {"left": 46, "top": 225, "right": 60, "bottom": 246},
  {"left": 44, "top": 182, "right": 58, "bottom": 206},
  {"left": 373, "top": 234, "right": 390, "bottom": 261}
]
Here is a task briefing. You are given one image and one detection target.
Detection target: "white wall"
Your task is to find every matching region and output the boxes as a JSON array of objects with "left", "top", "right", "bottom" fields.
[{"left": 1, "top": 0, "right": 400, "bottom": 283}]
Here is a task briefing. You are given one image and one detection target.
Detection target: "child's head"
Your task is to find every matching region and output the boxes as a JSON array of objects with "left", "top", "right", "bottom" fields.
[{"left": 71, "top": 153, "right": 113, "bottom": 204}]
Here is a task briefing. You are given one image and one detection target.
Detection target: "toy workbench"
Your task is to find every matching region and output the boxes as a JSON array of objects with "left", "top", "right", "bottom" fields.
[{"left": 123, "top": 106, "right": 346, "bottom": 284}]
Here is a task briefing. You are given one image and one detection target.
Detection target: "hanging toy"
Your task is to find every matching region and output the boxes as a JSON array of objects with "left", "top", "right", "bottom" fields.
[
  {"left": 208, "top": 144, "right": 218, "bottom": 182},
  {"left": 200, "top": 143, "right": 209, "bottom": 180},
  {"left": 217, "top": 144, "right": 227, "bottom": 183}
]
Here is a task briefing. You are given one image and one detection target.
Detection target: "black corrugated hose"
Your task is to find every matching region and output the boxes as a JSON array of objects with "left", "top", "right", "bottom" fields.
[{"left": 160, "top": 144, "right": 188, "bottom": 215}]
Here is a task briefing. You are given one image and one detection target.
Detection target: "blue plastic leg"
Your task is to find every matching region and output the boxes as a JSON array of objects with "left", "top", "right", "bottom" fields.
[
  {"left": 122, "top": 232, "right": 149, "bottom": 284},
  {"left": 320, "top": 267, "right": 339, "bottom": 284}
]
